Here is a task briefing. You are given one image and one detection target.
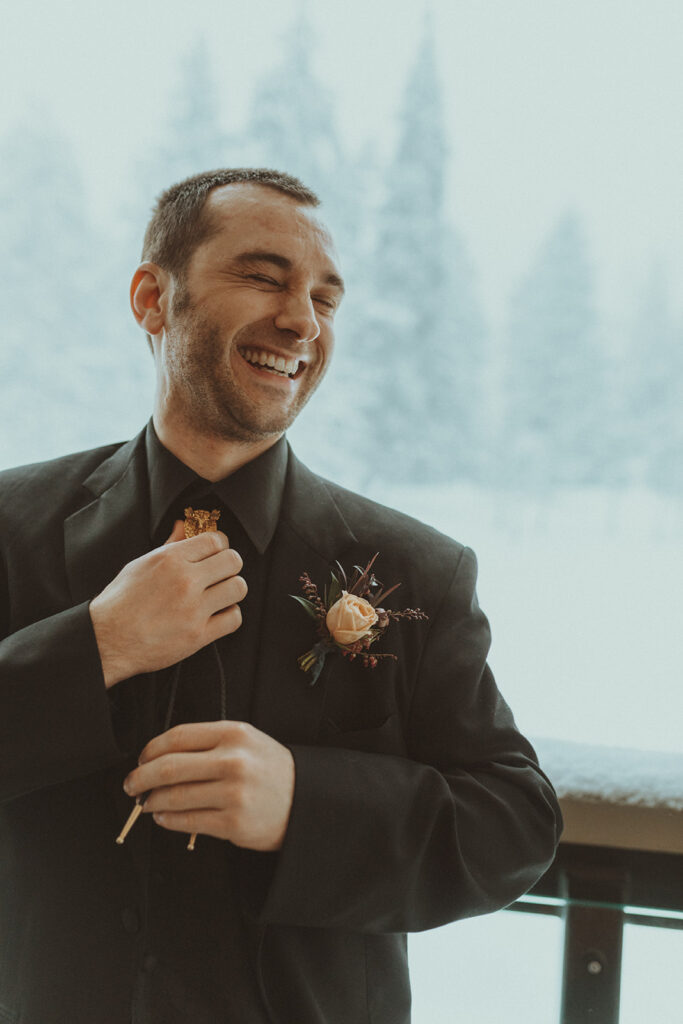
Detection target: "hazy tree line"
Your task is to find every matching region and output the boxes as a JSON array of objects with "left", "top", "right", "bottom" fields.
[{"left": 1, "top": 14, "right": 681, "bottom": 495}]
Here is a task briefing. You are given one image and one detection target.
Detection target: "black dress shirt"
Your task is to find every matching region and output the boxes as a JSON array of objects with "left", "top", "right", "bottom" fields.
[
  {"left": 129, "top": 420, "right": 288, "bottom": 1023},
  {"left": 145, "top": 421, "right": 287, "bottom": 729}
]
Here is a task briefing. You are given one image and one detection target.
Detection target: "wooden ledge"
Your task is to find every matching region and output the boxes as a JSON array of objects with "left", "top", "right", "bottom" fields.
[{"left": 559, "top": 796, "right": 683, "bottom": 855}]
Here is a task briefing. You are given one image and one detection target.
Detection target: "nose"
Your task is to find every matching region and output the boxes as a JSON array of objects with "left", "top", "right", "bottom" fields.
[{"left": 273, "top": 290, "right": 320, "bottom": 344}]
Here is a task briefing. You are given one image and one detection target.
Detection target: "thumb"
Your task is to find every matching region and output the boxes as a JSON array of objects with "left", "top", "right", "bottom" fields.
[{"left": 164, "top": 519, "right": 186, "bottom": 545}]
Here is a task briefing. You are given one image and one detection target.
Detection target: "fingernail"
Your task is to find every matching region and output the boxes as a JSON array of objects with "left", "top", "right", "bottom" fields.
[{"left": 123, "top": 777, "right": 132, "bottom": 794}]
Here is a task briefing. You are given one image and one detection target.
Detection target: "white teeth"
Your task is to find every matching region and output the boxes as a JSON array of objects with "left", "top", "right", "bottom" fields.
[{"left": 240, "top": 348, "right": 301, "bottom": 377}]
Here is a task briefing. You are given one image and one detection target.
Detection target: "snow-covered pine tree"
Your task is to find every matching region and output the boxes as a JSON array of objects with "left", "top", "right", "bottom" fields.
[
  {"left": 119, "top": 35, "right": 232, "bottom": 279},
  {"left": 367, "top": 22, "right": 486, "bottom": 484},
  {"left": 245, "top": 8, "right": 359, "bottom": 245},
  {"left": 0, "top": 111, "right": 135, "bottom": 466},
  {"left": 108, "top": 38, "right": 234, "bottom": 436},
  {"left": 503, "top": 211, "right": 607, "bottom": 491},
  {"left": 137, "top": 39, "right": 229, "bottom": 209},
  {"left": 242, "top": 8, "right": 374, "bottom": 484}
]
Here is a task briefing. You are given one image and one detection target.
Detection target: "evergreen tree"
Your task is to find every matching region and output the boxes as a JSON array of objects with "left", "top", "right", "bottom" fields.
[
  {"left": 248, "top": 10, "right": 338, "bottom": 180},
  {"left": 503, "top": 211, "right": 607, "bottom": 490},
  {"left": 121, "top": 36, "right": 232, "bottom": 267},
  {"left": 244, "top": 7, "right": 364, "bottom": 257},
  {"left": 112, "top": 37, "right": 233, "bottom": 438},
  {"left": 367, "top": 22, "right": 487, "bottom": 483},
  {"left": 0, "top": 111, "right": 140, "bottom": 467},
  {"left": 243, "top": 8, "right": 374, "bottom": 483},
  {"left": 138, "top": 39, "right": 229, "bottom": 206}
]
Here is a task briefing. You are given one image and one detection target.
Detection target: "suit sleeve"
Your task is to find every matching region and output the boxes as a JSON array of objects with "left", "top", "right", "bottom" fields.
[
  {"left": 0, "top": 589, "right": 125, "bottom": 802},
  {"left": 257, "top": 546, "right": 562, "bottom": 932}
]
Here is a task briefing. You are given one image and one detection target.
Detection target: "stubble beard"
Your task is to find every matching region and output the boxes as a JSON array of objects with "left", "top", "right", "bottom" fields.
[{"left": 165, "top": 291, "right": 320, "bottom": 444}]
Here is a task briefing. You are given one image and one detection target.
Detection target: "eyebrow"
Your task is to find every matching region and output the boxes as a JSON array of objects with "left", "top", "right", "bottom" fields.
[{"left": 233, "top": 250, "right": 346, "bottom": 294}]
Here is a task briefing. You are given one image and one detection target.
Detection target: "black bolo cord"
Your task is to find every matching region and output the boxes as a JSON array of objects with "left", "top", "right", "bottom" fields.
[
  {"left": 116, "top": 643, "right": 227, "bottom": 846},
  {"left": 162, "top": 642, "right": 226, "bottom": 726}
]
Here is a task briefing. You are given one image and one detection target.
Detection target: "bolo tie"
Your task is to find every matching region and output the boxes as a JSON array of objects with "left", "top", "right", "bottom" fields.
[{"left": 115, "top": 504, "right": 226, "bottom": 852}]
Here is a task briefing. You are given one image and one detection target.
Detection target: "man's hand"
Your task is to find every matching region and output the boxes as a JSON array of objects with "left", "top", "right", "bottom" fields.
[
  {"left": 90, "top": 522, "right": 247, "bottom": 687},
  {"left": 123, "top": 721, "right": 295, "bottom": 852}
]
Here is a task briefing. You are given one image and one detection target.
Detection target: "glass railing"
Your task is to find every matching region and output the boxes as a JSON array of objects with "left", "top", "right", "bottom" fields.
[
  {"left": 517, "top": 842, "right": 683, "bottom": 1024},
  {"left": 410, "top": 841, "right": 683, "bottom": 1023}
]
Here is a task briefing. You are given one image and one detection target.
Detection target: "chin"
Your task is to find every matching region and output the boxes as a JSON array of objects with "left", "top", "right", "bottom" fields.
[
  {"left": 235, "top": 400, "right": 310, "bottom": 439},
  {"left": 210, "top": 410, "right": 292, "bottom": 444}
]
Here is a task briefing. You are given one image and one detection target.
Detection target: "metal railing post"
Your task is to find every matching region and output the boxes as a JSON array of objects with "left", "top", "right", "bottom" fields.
[{"left": 559, "top": 864, "right": 627, "bottom": 1024}]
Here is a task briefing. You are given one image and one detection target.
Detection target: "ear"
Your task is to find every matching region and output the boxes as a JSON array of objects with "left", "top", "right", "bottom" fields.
[{"left": 130, "top": 262, "right": 168, "bottom": 336}]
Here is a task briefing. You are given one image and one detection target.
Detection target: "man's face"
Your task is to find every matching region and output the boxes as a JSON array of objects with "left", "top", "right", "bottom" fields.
[{"left": 157, "top": 184, "right": 344, "bottom": 443}]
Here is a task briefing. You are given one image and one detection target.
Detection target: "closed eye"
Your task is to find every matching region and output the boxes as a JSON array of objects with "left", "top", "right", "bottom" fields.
[
  {"left": 246, "top": 274, "right": 280, "bottom": 286},
  {"left": 313, "top": 296, "right": 337, "bottom": 311}
]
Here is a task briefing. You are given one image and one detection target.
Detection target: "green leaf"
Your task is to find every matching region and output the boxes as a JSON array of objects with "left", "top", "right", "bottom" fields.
[
  {"left": 334, "top": 560, "right": 348, "bottom": 589},
  {"left": 327, "top": 573, "right": 342, "bottom": 607},
  {"left": 309, "top": 650, "right": 327, "bottom": 685},
  {"left": 290, "top": 595, "right": 320, "bottom": 621}
]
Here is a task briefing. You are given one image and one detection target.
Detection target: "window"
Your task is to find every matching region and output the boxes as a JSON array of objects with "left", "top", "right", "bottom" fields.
[{"left": 2, "top": 3, "right": 681, "bottom": 1020}]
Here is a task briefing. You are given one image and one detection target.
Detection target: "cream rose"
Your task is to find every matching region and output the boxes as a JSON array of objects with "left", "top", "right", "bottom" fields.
[{"left": 326, "top": 591, "right": 379, "bottom": 645}]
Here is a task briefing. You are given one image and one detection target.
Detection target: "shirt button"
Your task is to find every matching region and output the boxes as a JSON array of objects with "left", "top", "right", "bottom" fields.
[{"left": 121, "top": 906, "right": 140, "bottom": 934}]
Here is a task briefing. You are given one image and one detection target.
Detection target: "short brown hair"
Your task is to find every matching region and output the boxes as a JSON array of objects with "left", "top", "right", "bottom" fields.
[{"left": 141, "top": 168, "right": 320, "bottom": 278}]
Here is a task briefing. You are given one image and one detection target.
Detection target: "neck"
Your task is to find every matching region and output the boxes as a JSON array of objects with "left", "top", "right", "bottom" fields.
[{"left": 152, "top": 409, "right": 282, "bottom": 481}]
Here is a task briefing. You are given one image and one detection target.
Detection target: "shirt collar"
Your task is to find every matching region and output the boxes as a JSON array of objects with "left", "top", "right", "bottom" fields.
[{"left": 145, "top": 419, "right": 288, "bottom": 554}]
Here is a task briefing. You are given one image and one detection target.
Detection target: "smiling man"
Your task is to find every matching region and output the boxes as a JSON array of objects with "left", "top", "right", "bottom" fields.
[{"left": 0, "top": 168, "right": 562, "bottom": 1024}]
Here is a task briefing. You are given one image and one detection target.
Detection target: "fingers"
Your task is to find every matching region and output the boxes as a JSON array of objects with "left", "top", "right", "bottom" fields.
[
  {"left": 151, "top": 809, "right": 223, "bottom": 839},
  {"left": 182, "top": 530, "right": 231, "bottom": 562},
  {"left": 198, "top": 546, "right": 244, "bottom": 588},
  {"left": 138, "top": 721, "right": 249, "bottom": 764},
  {"left": 163, "top": 523, "right": 232, "bottom": 558},
  {"left": 203, "top": 574, "right": 248, "bottom": 616},
  {"left": 127, "top": 724, "right": 250, "bottom": 800},
  {"left": 141, "top": 780, "right": 229, "bottom": 814},
  {"left": 206, "top": 603, "right": 243, "bottom": 642},
  {"left": 163, "top": 520, "right": 186, "bottom": 545},
  {"left": 129, "top": 756, "right": 241, "bottom": 804}
]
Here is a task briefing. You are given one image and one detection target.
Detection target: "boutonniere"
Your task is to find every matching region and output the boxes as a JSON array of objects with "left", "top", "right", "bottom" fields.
[{"left": 291, "top": 553, "right": 428, "bottom": 684}]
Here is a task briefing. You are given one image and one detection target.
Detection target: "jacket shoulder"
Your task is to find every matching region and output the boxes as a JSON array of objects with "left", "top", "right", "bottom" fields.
[
  {"left": 313, "top": 473, "right": 467, "bottom": 572},
  {"left": 0, "top": 442, "right": 125, "bottom": 514}
]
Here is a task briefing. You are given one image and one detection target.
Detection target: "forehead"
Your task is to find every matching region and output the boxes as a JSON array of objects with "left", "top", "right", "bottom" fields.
[{"left": 196, "top": 183, "right": 339, "bottom": 271}]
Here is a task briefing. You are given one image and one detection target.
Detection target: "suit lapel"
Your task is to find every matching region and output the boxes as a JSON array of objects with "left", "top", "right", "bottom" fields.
[
  {"left": 250, "top": 450, "right": 358, "bottom": 745},
  {"left": 64, "top": 427, "right": 151, "bottom": 606},
  {"left": 63, "top": 427, "right": 156, "bottom": 865}
]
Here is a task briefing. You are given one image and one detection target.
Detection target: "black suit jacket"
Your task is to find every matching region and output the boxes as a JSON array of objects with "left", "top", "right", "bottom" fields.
[{"left": 0, "top": 427, "right": 562, "bottom": 1024}]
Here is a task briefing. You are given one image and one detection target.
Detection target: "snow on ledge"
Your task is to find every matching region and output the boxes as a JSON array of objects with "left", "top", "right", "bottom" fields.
[{"left": 532, "top": 737, "right": 683, "bottom": 812}]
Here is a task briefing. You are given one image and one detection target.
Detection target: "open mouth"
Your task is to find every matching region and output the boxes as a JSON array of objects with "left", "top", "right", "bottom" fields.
[{"left": 238, "top": 347, "right": 305, "bottom": 380}]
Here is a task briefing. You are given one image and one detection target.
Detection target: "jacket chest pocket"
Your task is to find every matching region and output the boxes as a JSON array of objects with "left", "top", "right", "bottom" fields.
[{"left": 318, "top": 661, "right": 407, "bottom": 755}]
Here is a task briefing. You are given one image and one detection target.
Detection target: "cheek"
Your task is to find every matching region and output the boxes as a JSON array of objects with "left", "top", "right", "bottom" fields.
[{"left": 315, "top": 329, "right": 335, "bottom": 366}]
